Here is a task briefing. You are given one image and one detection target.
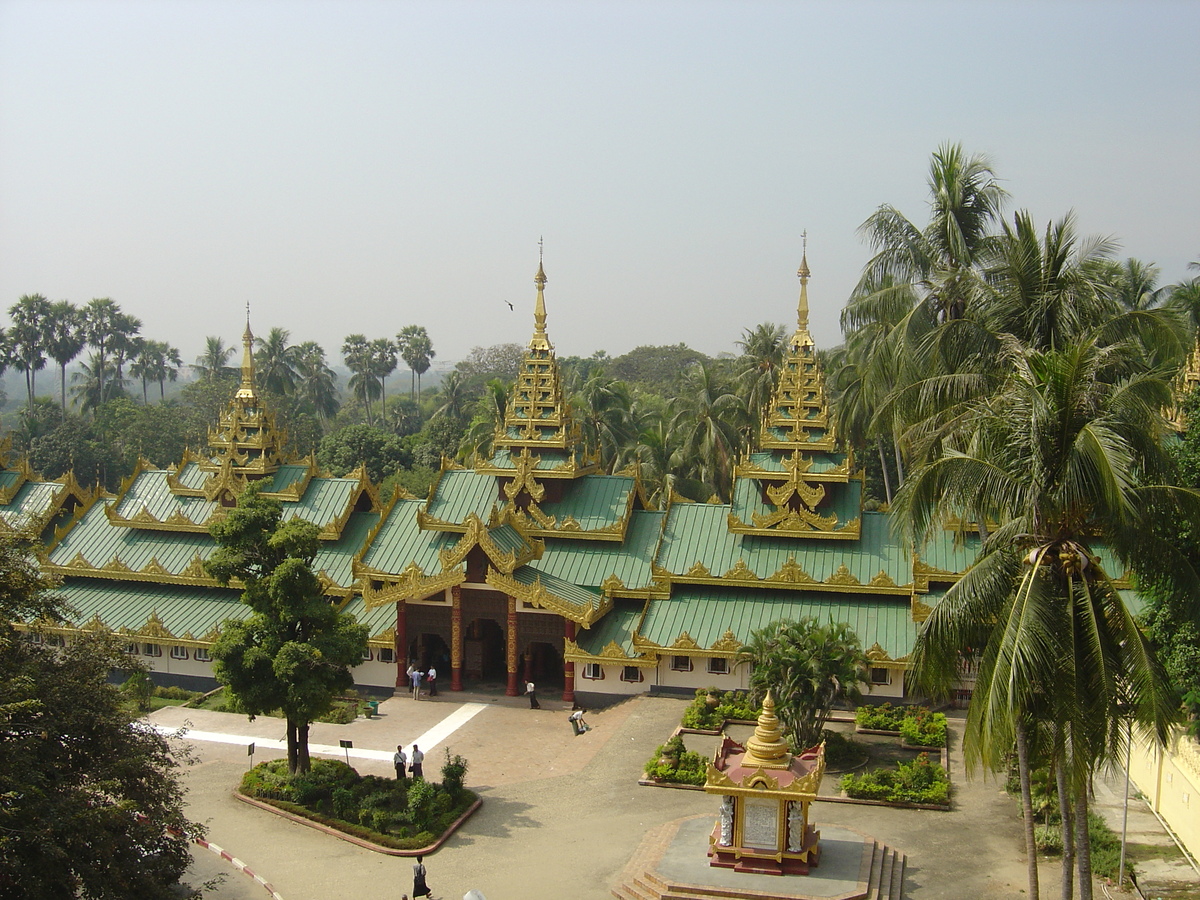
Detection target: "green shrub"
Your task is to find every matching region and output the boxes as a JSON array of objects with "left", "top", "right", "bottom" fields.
[
  {"left": 441, "top": 750, "right": 468, "bottom": 797},
  {"left": 899, "top": 710, "right": 947, "bottom": 747},
  {"left": 841, "top": 753, "right": 950, "bottom": 804},
  {"left": 681, "top": 689, "right": 757, "bottom": 730},
  {"left": 644, "top": 734, "right": 709, "bottom": 786},
  {"left": 855, "top": 702, "right": 909, "bottom": 731},
  {"left": 822, "top": 728, "right": 868, "bottom": 768},
  {"left": 153, "top": 685, "right": 201, "bottom": 701}
]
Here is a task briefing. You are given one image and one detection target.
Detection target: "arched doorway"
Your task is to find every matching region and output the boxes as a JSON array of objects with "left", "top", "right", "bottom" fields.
[
  {"left": 463, "top": 617, "right": 506, "bottom": 682},
  {"left": 413, "top": 632, "right": 450, "bottom": 674},
  {"left": 523, "top": 640, "right": 564, "bottom": 688}
]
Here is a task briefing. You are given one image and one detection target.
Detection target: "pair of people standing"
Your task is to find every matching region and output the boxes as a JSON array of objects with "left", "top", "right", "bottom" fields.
[
  {"left": 406, "top": 663, "right": 438, "bottom": 699},
  {"left": 393, "top": 743, "right": 424, "bottom": 780}
]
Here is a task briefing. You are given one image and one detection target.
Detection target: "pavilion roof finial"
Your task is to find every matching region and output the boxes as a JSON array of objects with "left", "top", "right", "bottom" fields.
[
  {"left": 792, "top": 232, "right": 814, "bottom": 351},
  {"left": 235, "top": 308, "right": 258, "bottom": 400},
  {"left": 530, "top": 236, "right": 552, "bottom": 352}
]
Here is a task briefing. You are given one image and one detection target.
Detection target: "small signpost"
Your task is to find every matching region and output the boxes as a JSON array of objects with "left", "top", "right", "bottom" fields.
[
  {"left": 339, "top": 739, "right": 352, "bottom": 767},
  {"left": 247, "top": 742, "right": 255, "bottom": 770}
]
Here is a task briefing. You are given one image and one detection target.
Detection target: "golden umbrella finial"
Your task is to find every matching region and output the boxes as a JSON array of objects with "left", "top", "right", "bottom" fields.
[{"left": 742, "top": 689, "right": 791, "bottom": 769}]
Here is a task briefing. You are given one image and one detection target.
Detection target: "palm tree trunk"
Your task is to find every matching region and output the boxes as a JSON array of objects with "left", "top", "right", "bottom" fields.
[
  {"left": 60, "top": 364, "right": 68, "bottom": 421},
  {"left": 892, "top": 431, "right": 906, "bottom": 486},
  {"left": 877, "top": 438, "right": 893, "bottom": 504},
  {"left": 1016, "top": 719, "right": 1041, "bottom": 900},
  {"left": 1074, "top": 791, "right": 1092, "bottom": 900},
  {"left": 1057, "top": 759, "right": 1074, "bottom": 900}
]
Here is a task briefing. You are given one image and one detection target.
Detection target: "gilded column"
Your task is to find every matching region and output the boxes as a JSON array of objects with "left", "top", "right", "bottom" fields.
[
  {"left": 506, "top": 594, "right": 520, "bottom": 697},
  {"left": 394, "top": 601, "right": 407, "bottom": 696},
  {"left": 450, "top": 585, "right": 463, "bottom": 692},
  {"left": 562, "top": 618, "right": 576, "bottom": 704}
]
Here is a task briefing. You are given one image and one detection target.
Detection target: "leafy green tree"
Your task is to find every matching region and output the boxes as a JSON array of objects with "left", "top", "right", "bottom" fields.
[
  {"left": 430, "top": 369, "right": 476, "bottom": 426},
  {"left": 292, "top": 341, "right": 339, "bottom": 423},
  {"left": 397, "top": 325, "right": 435, "bottom": 400},
  {"left": 130, "top": 339, "right": 183, "bottom": 403},
  {"left": 8, "top": 293, "right": 51, "bottom": 412},
  {"left": 607, "top": 342, "right": 710, "bottom": 392},
  {"left": 897, "top": 336, "right": 1189, "bottom": 900},
  {"left": 668, "top": 361, "right": 748, "bottom": 502},
  {"left": 342, "top": 334, "right": 380, "bottom": 425},
  {"left": 44, "top": 300, "right": 85, "bottom": 421},
  {"left": 739, "top": 617, "right": 869, "bottom": 749},
  {"left": 0, "top": 538, "right": 196, "bottom": 897},
  {"left": 254, "top": 327, "right": 300, "bottom": 396},
  {"left": 735, "top": 322, "right": 787, "bottom": 427},
  {"left": 69, "top": 352, "right": 127, "bottom": 417},
  {"left": 453, "top": 342, "right": 525, "bottom": 392},
  {"left": 207, "top": 488, "right": 369, "bottom": 775},
  {"left": 194, "top": 335, "right": 235, "bottom": 381},
  {"left": 369, "top": 337, "right": 397, "bottom": 410},
  {"left": 318, "top": 424, "right": 411, "bottom": 482},
  {"left": 27, "top": 416, "right": 108, "bottom": 489},
  {"left": 571, "top": 370, "right": 634, "bottom": 473}
]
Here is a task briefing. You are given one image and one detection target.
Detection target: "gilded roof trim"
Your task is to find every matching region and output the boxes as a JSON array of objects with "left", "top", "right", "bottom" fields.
[
  {"left": 563, "top": 637, "right": 657, "bottom": 667},
  {"left": 362, "top": 561, "right": 465, "bottom": 608},
  {"left": 486, "top": 569, "right": 611, "bottom": 628},
  {"left": 653, "top": 557, "right": 911, "bottom": 596},
  {"left": 632, "top": 627, "right": 744, "bottom": 659}
]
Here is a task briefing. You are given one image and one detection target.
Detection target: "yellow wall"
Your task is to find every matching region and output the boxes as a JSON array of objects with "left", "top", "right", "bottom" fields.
[{"left": 1128, "top": 728, "right": 1200, "bottom": 861}]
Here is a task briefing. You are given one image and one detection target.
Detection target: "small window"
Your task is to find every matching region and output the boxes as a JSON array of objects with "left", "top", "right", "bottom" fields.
[
  {"left": 870, "top": 667, "right": 891, "bottom": 685},
  {"left": 46, "top": 634, "right": 65, "bottom": 647},
  {"left": 582, "top": 663, "right": 603, "bottom": 680},
  {"left": 361, "top": 648, "right": 373, "bottom": 662},
  {"left": 707, "top": 657, "right": 729, "bottom": 675},
  {"left": 670, "top": 655, "right": 693, "bottom": 672},
  {"left": 26, "top": 632, "right": 44, "bottom": 644},
  {"left": 125, "top": 643, "right": 138, "bottom": 655},
  {"left": 170, "top": 646, "right": 189, "bottom": 660},
  {"left": 142, "top": 643, "right": 162, "bottom": 658},
  {"left": 621, "top": 666, "right": 643, "bottom": 683},
  {"left": 194, "top": 647, "right": 212, "bottom": 662},
  {"left": 379, "top": 647, "right": 395, "bottom": 664}
]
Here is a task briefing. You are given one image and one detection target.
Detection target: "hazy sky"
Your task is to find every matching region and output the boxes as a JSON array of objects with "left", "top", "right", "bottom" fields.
[{"left": 2, "top": 0, "right": 1197, "bottom": 368}]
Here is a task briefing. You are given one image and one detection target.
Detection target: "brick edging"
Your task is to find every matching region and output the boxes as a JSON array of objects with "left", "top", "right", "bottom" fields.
[
  {"left": 192, "top": 837, "right": 285, "bottom": 900},
  {"left": 233, "top": 790, "right": 483, "bottom": 856}
]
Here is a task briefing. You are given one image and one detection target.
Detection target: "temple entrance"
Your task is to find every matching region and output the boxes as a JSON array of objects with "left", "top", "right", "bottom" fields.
[
  {"left": 522, "top": 639, "right": 564, "bottom": 688},
  {"left": 413, "top": 632, "right": 450, "bottom": 674},
  {"left": 463, "top": 617, "right": 506, "bottom": 681}
]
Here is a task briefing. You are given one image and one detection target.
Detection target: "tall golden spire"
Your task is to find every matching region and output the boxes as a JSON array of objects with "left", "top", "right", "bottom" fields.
[
  {"left": 792, "top": 231, "right": 814, "bottom": 351},
  {"left": 530, "top": 236, "right": 553, "bottom": 352},
  {"left": 235, "top": 305, "right": 258, "bottom": 400}
]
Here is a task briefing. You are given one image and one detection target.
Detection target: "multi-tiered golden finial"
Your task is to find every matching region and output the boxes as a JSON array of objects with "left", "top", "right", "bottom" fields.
[
  {"left": 235, "top": 305, "right": 258, "bottom": 400},
  {"left": 529, "top": 236, "right": 553, "bottom": 352},
  {"left": 741, "top": 690, "right": 792, "bottom": 769},
  {"left": 792, "top": 231, "right": 814, "bottom": 352}
]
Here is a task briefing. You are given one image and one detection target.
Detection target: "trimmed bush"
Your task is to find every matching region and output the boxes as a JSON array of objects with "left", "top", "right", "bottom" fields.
[
  {"left": 822, "top": 728, "right": 869, "bottom": 769},
  {"left": 239, "top": 758, "right": 476, "bottom": 846},
  {"left": 840, "top": 753, "right": 950, "bottom": 804},
  {"left": 899, "top": 709, "right": 947, "bottom": 747},
  {"left": 855, "top": 702, "right": 909, "bottom": 731},
  {"left": 644, "top": 734, "right": 709, "bottom": 786},
  {"left": 681, "top": 689, "right": 758, "bottom": 731}
]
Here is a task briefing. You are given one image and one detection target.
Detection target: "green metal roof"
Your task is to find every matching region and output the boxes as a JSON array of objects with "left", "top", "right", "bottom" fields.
[
  {"left": 571, "top": 600, "right": 644, "bottom": 657},
  {"left": 312, "top": 511, "right": 379, "bottom": 587},
  {"left": 174, "top": 462, "right": 209, "bottom": 490},
  {"left": 264, "top": 464, "right": 310, "bottom": 493},
  {"left": 281, "top": 476, "right": 361, "bottom": 528},
  {"left": 487, "top": 447, "right": 574, "bottom": 470},
  {"left": 49, "top": 500, "right": 214, "bottom": 573},
  {"left": 534, "top": 510, "right": 663, "bottom": 590},
  {"left": 360, "top": 499, "right": 456, "bottom": 574},
  {"left": 52, "top": 578, "right": 247, "bottom": 639},
  {"left": 745, "top": 449, "right": 850, "bottom": 474},
  {"left": 339, "top": 595, "right": 397, "bottom": 641},
  {"left": 656, "top": 506, "right": 910, "bottom": 588},
  {"left": 535, "top": 475, "right": 634, "bottom": 531},
  {"left": 638, "top": 586, "right": 915, "bottom": 661},
  {"left": 729, "top": 472, "right": 863, "bottom": 532},
  {"left": 425, "top": 470, "right": 498, "bottom": 524},
  {"left": 0, "top": 481, "right": 66, "bottom": 532},
  {"left": 114, "top": 470, "right": 215, "bottom": 524},
  {"left": 512, "top": 564, "right": 605, "bottom": 618}
]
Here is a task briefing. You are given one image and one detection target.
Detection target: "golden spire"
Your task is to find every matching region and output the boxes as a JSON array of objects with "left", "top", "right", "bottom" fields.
[
  {"left": 529, "top": 236, "right": 553, "bottom": 352},
  {"left": 792, "top": 231, "right": 814, "bottom": 351},
  {"left": 235, "top": 306, "right": 258, "bottom": 400},
  {"left": 741, "top": 690, "right": 791, "bottom": 769}
]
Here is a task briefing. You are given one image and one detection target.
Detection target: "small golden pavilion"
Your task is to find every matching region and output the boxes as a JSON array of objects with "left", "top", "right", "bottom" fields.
[{"left": 704, "top": 692, "right": 825, "bottom": 875}]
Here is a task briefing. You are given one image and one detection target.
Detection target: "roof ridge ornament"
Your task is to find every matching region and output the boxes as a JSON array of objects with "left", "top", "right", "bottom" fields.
[
  {"left": 530, "top": 236, "right": 552, "bottom": 352},
  {"left": 235, "top": 306, "right": 258, "bottom": 401},
  {"left": 792, "top": 231, "right": 814, "bottom": 352}
]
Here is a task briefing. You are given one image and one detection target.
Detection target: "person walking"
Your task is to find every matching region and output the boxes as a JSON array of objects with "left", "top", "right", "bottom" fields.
[
  {"left": 410, "top": 743, "right": 424, "bottom": 780},
  {"left": 426, "top": 664, "right": 437, "bottom": 697},
  {"left": 525, "top": 681, "right": 540, "bottom": 709},
  {"left": 410, "top": 665, "right": 423, "bottom": 700},
  {"left": 412, "top": 855, "right": 432, "bottom": 899},
  {"left": 393, "top": 745, "right": 407, "bottom": 780}
]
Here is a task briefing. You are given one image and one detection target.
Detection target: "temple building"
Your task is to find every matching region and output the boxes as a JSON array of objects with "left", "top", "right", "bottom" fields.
[{"left": 17, "top": 249, "right": 1131, "bottom": 704}]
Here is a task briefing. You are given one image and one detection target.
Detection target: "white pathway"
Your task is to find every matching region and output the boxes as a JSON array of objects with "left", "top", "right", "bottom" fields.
[{"left": 152, "top": 701, "right": 488, "bottom": 763}]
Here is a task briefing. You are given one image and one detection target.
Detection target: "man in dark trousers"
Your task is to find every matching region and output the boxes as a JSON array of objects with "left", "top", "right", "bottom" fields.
[
  {"left": 525, "top": 681, "right": 540, "bottom": 709},
  {"left": 393, "top": 745, "right": 407, "bottom": 780},
  {"left": 409, "top": 743, "right": 424, "bottom": 780}
]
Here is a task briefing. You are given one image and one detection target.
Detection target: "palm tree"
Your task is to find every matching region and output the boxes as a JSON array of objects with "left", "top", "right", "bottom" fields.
[
  {"left": 431, "top": 370, "right": 474, "bottom": 425},
  {"left": 70, "top": 353, "right": 125, "bottom": 415},
  {"left": 369, "top": 337, "right": 397, "bottom": 412},
  {"left": 857, "top": 142, "right": 1007, "bottom": 324},
  {"left": 735, "top": 322, "right": 787, "bottom": 427},
  {"left": 108, "top": 313, "right": 142, "bottom": 389},
  {"left": 44, "top": 301, "right": 86, "bottom": 421},
  {"left": 194, "top": 336, "right": 235, "bottom": 381},
  {"left": 668, "top": 361, "right": 749, "bottom": 502},
  {"left": 896, "top": 336, "right": 1189, "bottom": 900},
  {"left": 130, "top": 340, "right": 182, "bottom": 403},
  {"left": 293, "top": 341, "right": 339, "bottom": 423},
  {"left": 342, "top": 334, "right": 381, "bottom": 425},
  {"left": 254, "top": 327, "right": 300, "bottom": 395},
  {"left": 571, "top": 370, "right": 634, "bottom": 473},
  {"left": 397, "top": 325, "right": 435, "bottom": 401},
  {"left": 8, "top": 294, "right": 51, "bottom": 412},
  {"left": 461, "top": 378, "right": 508, "bottom": 462}
]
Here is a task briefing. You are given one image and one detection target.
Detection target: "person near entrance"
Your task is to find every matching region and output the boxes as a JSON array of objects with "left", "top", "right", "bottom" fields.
[
  {"left": 525, "top": 681, "right": 540, "bottom": 709},
  {"left": 410, "top": 665, "right": 423, "bottom": 700},
  {"left": 410, "top": 744, "right": 424, "bottom": 780},
  {"left": 393, "top": 745, "right": 407, "bottom": 780},
  {"left": 426, "top": 664, "right": 437, "bottom": 697}
]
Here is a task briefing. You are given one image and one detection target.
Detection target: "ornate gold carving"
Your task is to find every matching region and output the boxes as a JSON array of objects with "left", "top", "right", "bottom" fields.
[
  {"left": 601, "top": 574, "right": 626, "bottom": 595},
  {"left": 686, "top": 561, "right": 712, "bottom": 578},
  {"left": 865, "top": 642, "right": 891, "bottom": 662},
  {"left": 824, "top": 564, "right": 859, "bottom": 586},
  {"left": 363, "top": 562, "right": 465, "bottom": 608},
  {"left": 868, "top": 570, "right": 898, "bottom": 588},
  {"left": 722, "top": 559, "right": 759, "bottom": 582},
  {"left": 766, "top": 556, "right": 818, "bottom": 585},
  {"left": 670, "top": 631, "right": 701, "bottom": 651},
  {"left": 710, "top": 630, "right": 742, "bottom": 654},
  {"left": 485, "top": 570, "right": 611, "bottom": 629},
  {"left": 911, "top": 594, "right": 934, "bottom": 623}
]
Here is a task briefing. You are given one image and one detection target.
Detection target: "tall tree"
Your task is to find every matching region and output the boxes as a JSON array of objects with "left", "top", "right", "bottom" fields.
[
  {"left": 342, "top": 334, "right": 380, "bottom": 425},
  {"left": 82, "top": 298, "right": 124, "bottom": 404},
  {"left": 194, "top": 335, "right": 235, "bottom": 381},
  {"left": 8, "top": 293, "right": 52, "bottom": 412},
  {"left": 668, "top": 361, "right": 748, "bottom": 502},
  {"left": 293, "top": 341, "right": 339, "bottom": 423},
  {"left": 206, "top": 488, "right": 368, "bottom": 775},
  {"left": 369, "top": 337, "right": 397, "bottom": 412},
  {"left": 254, "top": 327, "right": 300, "bottom": 395},
  {"left": 43, "top": 300, "right": 86, "bottom": 421},
  {"left": 897, "top": 336, "right": 1190, "bottom": 900},
  {"left": 571, "top": 370, "right": 634, "bottom": 473},
  {"left": 397, "top": 325, "right": 435, "bottom": 401},
  {"left": 735, "top": 322, "right": 787, "bottom": 428},
  {"left": 130, "top": 340, "right": 183, "bottom": 403}
]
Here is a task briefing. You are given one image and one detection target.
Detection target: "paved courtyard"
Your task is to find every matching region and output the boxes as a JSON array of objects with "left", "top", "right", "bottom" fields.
[{"left": 155, "top": 692, "right": 1175, "bottom": 900}]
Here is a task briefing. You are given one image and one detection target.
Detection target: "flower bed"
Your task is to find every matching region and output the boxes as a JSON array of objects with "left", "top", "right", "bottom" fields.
[
  {"left": 680, "top": 688, "right": 758, "bottom": 731},
  {"left": 854, "top": 703, "right": 947, "bottom": 748},
  {"left": 239, "top": 753, "right": 476, "bottom": 850},
  {"left": 643, "top": 734, "right": 708, "bottom": 786},
  {"left": 840, "top": 752, "right": 949, "bottom": 805}
]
